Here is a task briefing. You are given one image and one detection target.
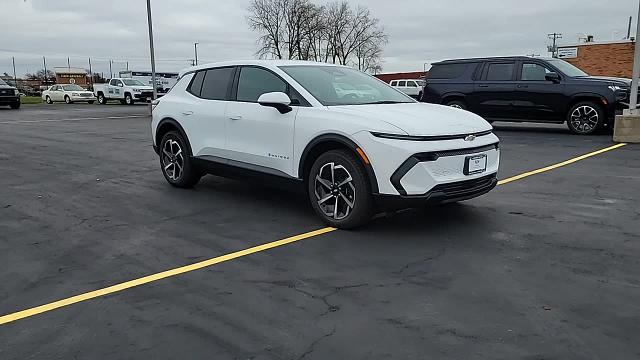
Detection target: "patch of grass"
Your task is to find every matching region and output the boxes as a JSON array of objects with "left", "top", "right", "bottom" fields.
[{"left": 20, "top": 96, "right": 45, "bottom": 105}]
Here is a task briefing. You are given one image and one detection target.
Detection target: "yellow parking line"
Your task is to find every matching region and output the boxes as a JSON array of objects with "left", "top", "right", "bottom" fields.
[
  {"left": 497, "top": 143, "right": 627, "bottom": 186},
  {"left": 0, "top": 227, "right": 336, "bottom": 326},
  {"left": 0, "top": 142, "right": 628, "bottom": 326}
]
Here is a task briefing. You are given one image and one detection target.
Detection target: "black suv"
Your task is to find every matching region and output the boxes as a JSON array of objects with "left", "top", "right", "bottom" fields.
[
  {"left": 421, "top": 56, "right": 629, "bottom": 134},
  {"left": 0, "top": 77, "right": 21, "bottom": 109}
]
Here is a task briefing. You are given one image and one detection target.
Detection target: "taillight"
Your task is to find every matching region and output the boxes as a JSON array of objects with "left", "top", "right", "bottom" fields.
[{"left": 151, "top": 99, "right": 160, "bottom": 112}]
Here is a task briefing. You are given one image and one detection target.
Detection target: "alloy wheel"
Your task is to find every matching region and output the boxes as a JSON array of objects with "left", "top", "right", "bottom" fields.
[
  {"left": 570, "top": 105, "right": 599, "bottom": 133},
  {"left": 314, "top": 162, "right": 356, "bottom": 220},
  {"left": 162, "top": 139, "right": 184, "bottom": 181}
]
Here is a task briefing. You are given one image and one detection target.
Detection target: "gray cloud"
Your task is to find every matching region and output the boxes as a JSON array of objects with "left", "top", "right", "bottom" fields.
[{"left": 1, "top": 0, "right": 637, "bottom": 77}]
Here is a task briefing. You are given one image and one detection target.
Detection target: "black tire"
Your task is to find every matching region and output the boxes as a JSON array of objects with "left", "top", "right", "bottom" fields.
[
  {"left": 97, "top": 93, "right": 107, "bottom": 105},
  {"left": 64, "top": 95, "right": 72, "bottom": 104},
  {"left": 445, "top": 100, "right": 467, "bottom": 110},
  {"left": 88, "top": 100, "right": 95, "bottom": 104},
  {"left": 307, "top": 149, "right": 374, "bottom": 229},
  {"left": 124, "top": 93, "right": 134, "bottom": 105},
  {"left": 45, "top": 96, "right": 53, "bottom": 104},
  {"left": 9, "top": 101, "right": 20, "bottom": 109},
  {"left": 159, "top": 131, "right": 201, "bottom": 188},
  {"left": 566, "top": 101, "right": 604, "bottom": 135}
]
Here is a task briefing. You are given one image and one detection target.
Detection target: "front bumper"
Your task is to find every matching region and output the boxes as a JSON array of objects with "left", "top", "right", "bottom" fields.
[
  {"left": 134, "top": 92, "right": 154, "bottom": 101},
  {"left": 0, "top": 96, "right": 20, "bottom": 105},
  {"left": 70, "top": 95, "right": 96, "bottom": 102},
  {"left": 375, "top": 173, "right": 498, "bottom": 210}
]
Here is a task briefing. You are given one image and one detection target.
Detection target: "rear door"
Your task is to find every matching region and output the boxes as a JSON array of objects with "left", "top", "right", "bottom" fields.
[
  {"left": 470, "top": 61, "right": 517, "bottom": 119},
  {"left": 513, "top": 61, "right": 566, "bottom": 121},
  {"left": 224, "top": 66, "right": 299, "bottom": 176}
]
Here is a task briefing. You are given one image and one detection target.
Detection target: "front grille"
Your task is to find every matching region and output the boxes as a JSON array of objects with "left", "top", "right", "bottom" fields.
[
  {"left": 415, "top": 143, "right": 499, "bottom": 162},
  {"left": 80, "top": 93, "right": 92, "bottom": 97},
  {"left": 140, "top": 91, "right": 153, "bottom": 97},
  {"left": 431, "top": 174, "right": 496, "bottom": 197},
  {"left": 0, "top": 89, "right": 14, "bottom": 96}
]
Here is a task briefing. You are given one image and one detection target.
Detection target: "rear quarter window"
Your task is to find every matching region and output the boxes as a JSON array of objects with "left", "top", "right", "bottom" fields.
[{"left": 427, "top": 63, "right": 471, "bottom": 79}]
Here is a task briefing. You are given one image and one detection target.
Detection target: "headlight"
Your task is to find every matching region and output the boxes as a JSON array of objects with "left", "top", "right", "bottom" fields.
[
  {"left": 72, "top": 92, "right": 79, "bottom": 96},
  {"left": 608, "top": 85, "right": 626, "bottom": 92},
  {"left": 14, "top": 89, "right": 19, "bottom": 95}
]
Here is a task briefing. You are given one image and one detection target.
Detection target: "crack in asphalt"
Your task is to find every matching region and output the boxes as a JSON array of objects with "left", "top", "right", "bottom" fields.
[
  {"left": 393, "top": 246, "right": 447, "bottom": 276},
  {"left": 295, "top": 325, "right": 337, "bottom": 360}
]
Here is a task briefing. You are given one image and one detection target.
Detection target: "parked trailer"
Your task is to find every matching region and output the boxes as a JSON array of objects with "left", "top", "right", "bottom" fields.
[{"left": 119, "top": 71, "right": 178, "bottom": 96}]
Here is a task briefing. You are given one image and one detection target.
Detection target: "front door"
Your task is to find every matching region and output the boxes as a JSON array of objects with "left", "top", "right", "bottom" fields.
[
  {"left": 225, "top": 66, "right": 297, "bottom": 176},
  {"left": 468, "top": 61, "right": 517, "bottom": 119},
  {"left": 52, "top": 86, "right": 64, "bottom": 101},
  {"left": 513, "top": 62, "right": 566, "bottom": 121}
]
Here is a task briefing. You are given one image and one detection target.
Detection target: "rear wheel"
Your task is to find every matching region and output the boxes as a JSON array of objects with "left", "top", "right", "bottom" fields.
[
  {"left": 566, "top": 102, "right": 603, "bottom": 135},
  {"left": 159, "top": 131, "right": 201, "bottom": 188},
  {"left": 307, "top": 149, "right": 373, "bottom": 229},
  {"left": 445, "top": 100, "right": 467, "bottom": 110}
]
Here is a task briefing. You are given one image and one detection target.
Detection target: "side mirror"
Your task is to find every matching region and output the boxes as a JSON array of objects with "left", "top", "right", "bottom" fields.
[
  {"left": 118, "top": 83, "right": 124, "bottom": 87},
  {"left": 545, "top": 72, "right": 561, "bottom": 83},
  {"left": 257, "top": 92, "right": 292, "bottom": 114}
]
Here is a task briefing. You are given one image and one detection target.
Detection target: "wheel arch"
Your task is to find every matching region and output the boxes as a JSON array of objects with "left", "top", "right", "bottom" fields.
[
  {"left": 567, "top": 93, "right": 608, "bottom": 114},
  {"left": 155, "top": 118, "right": 193, "bottom": 156},
  {"left": 441, "top": 92, "right": 467, "bottom": 105},
  {"left": 298, "top": 133, "right": 379, "bottom": 194}
]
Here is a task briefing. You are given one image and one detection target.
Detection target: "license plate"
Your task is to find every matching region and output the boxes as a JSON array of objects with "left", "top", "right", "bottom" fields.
[{"left": 464, "top": 154, "right": 487, "bottom": 175}]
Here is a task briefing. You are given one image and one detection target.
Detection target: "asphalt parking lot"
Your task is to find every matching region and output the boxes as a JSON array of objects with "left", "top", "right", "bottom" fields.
[{"left": 0, "top": 104, "right": 638, "bottom": 359}]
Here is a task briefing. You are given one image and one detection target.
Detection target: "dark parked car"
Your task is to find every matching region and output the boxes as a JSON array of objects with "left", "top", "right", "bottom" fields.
[
  {"left": 0, "top": 78, "right": 21, "bottom": 109},
  {"left": 421, "top": 56, "right": 630, "bottom": 134}
]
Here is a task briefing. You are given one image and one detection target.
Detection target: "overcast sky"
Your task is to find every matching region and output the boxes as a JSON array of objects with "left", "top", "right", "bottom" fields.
[{"left": 1, "top": 0, "right": 638, "bottom": 77}]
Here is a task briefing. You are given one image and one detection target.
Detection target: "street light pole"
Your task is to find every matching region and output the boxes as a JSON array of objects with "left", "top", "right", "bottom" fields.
[
  {"left": 194, "top": 42, "right": 199, "bottom": 66},
  {"left": 12, "top": 57, "right": 17, "bottom": 88},
  {"left": 146, "top": 0, "right": 157, "bottom": 100},
  {"left": 628, "top": 3, "right": 640, "bottom": 115}
]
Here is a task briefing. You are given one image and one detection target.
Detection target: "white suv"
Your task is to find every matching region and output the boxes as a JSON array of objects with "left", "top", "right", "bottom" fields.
[
  {"left": 151, "top": 60, "right": 500, "bottom": 228},
  {"left": 390, "top": 79, "right": 425, "bottom": 99}
]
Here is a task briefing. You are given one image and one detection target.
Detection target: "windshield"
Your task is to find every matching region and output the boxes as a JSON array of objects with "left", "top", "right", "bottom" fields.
[
  {"left": 0, "top": 78, "right": 7, "bottom": 86},
  {"left": 123, "top": 79, "right": 145, "bottom": 86},
  {"left": 279, "top": 65, "right": 414, "bottom": 106},
  {"left": 62, "top": 84, "right": 84, "bottom": 91},
  {"left": 547, "top": 59, "right": 588, "bottom": 77}
]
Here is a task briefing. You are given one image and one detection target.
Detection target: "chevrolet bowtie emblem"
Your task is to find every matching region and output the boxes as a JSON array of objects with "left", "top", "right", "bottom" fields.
[{"left": 464, "top": 134, "right": 476, "bottom": 142}]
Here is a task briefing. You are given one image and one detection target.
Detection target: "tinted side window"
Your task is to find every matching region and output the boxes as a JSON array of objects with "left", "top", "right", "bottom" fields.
[
  {"left": 390, "top": 81, "right": 397, "bottom": 86},
  {"left": 398, "top": 81, "right": 406, "bottom": 87},
  {"left": 427, "top": 63, "right": 468, "bottom": 79},
  {"left": 201, "top": 67, "right": 234, "bottom": 100},
  {"left": 188, "top": 71, "right": 205, "bottom": 97},
  {"left": 486, "top": 63, "right": 515, "bottom": 81},
  {"left": 237, "top": 67, "right": 287, "bottom": 102},
  {"left": 109, "top": 79, "right": 117, "bottom": 86},
  {"left": 521, "top": 63, "right": 551, "bottom": 81},
  {"left": 407, "top": 81, "right": 417, "bottom": 87}
]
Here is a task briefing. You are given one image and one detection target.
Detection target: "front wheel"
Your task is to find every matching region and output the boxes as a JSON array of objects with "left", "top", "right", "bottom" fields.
[
  {"left": 64, "top": 96, "right": 72, "bottom": 104},
  {"left": 45, "top": 96, "right": 53, "bottom": 104},
  {"left": 9, "top": 102, "right": 20, "bottom": 109},
  {"left": 566, "top": 102, "right": 604, "bottom": 135},
  {"left": 88, "top": 100, "right": 95, "bottom": 104},
  {"left": 125, "top": 94, "right": 134, "bottom": 105},
  {"left": 159, "top": 131, "right": 201, "bottom": 188},
  {"left": 97, "top": 93, "right": 107, "bottom": 104},
  {"left": 307, "top": 149, "right": 373, "bottom": 229}
]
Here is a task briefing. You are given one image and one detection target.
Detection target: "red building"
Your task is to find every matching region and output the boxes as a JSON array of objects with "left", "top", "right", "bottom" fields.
[{"left": 375, "top": 71, "right": 425, "bottom": 84}]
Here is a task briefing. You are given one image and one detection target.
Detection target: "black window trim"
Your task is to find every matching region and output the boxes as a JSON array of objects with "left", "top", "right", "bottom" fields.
[
  {"left": 231, "top": 65, "right": 311, "bottom": 107},
  {"left": 185, "top": 66, "right": 237, "bottom": 101}
]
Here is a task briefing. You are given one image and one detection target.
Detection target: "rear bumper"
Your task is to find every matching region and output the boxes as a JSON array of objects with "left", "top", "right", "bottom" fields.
[{"left": 375, "top": 173, "right": 498, "bottom": 210}]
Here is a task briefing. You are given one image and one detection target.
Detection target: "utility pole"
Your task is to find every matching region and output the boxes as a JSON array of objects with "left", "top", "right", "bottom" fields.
[
  {"left": 628, "top": 5, "right": 640, "bottom": 115},
  {"left": 67, "top": 57, "right": 70, "bottom": 69},
  {"left": 126, "top": 61, "right": 129, "bottom": 71},
  {"left": 547, "top": 33, "right": 563, "bottom": 58},
  {"left": 12, "top": 57, "right": 17, "bottom": 88},
  {"left": 146, "top": 0, "right": 158, "bottom": 100},
  {"left": 194, "top": 42, "right": 199, "bottom": 66},
  {"left": 628, "top": 16, "right": 633, "bottom": 39},
  {"left": 614, "top": 0, "right": 640, "bottom": 143},
  {"left": 43, "top": 56, "right": 48, "bottom": 86},
  {"left": 109, "top": 60, "right": 113, "bottom": 79},
  {"left": 88, "top": 57, "right": 93, "bottom": 90}
]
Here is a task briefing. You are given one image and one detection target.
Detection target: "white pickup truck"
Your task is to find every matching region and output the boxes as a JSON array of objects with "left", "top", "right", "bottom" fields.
[{"left": 93, "top": 78, "right": 155, "bottom": 105}]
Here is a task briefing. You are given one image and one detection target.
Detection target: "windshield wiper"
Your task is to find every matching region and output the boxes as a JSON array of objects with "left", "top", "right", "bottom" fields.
[{"left": 359, "top": 100, "right": 407, "bottom": 105}]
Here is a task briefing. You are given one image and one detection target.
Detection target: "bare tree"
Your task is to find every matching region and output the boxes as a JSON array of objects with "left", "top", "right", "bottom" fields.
[{"left": 247, "top": 0, "right": 388, "bottom": 72}]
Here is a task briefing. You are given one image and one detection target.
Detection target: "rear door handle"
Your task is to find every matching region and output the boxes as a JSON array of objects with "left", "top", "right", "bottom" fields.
[
  {"left": 478, "top": 84, "right": 489, "bottom": 88},
  {"left": 517, "top": 84, "right": 528, "bottom": 89},
  {"left": 182, "top": 111, "right": 194, "bottom": 116},
  {"left": 229, "top": 115, "right": 243, "bottom": 121}
]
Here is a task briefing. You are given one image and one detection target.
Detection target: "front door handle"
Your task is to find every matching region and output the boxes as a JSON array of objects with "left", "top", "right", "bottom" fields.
[
  {"left": 182, "top": 111, "right": 194, "bottom": 116},
  {"left": 517, "top": 84, "right": 529, "bottom": 89},
  {"left": 478, "top": 84, "right": 489, "bottom": 88},
  {"left": 229, "top": 115, "right": 243, "bottom": 121}
]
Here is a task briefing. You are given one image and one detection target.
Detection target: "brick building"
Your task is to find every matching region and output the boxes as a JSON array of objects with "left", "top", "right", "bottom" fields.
[
  {"left": 557, "top": 40, "right": 634, "bottom": 78},
  {"left": 54, "top": 67, "right": 89, "bottom": 86},
  {"left": 374, "top": 71, "right": 425, "bottom": 83}
]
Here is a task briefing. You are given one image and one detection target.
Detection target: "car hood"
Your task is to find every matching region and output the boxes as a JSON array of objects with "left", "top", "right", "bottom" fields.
[
  {"left": 577, "top": 76, "right": 631, "bottom": 86},
  {"left": 328, "top": 103, "right": 492, "bottom": 136}
]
